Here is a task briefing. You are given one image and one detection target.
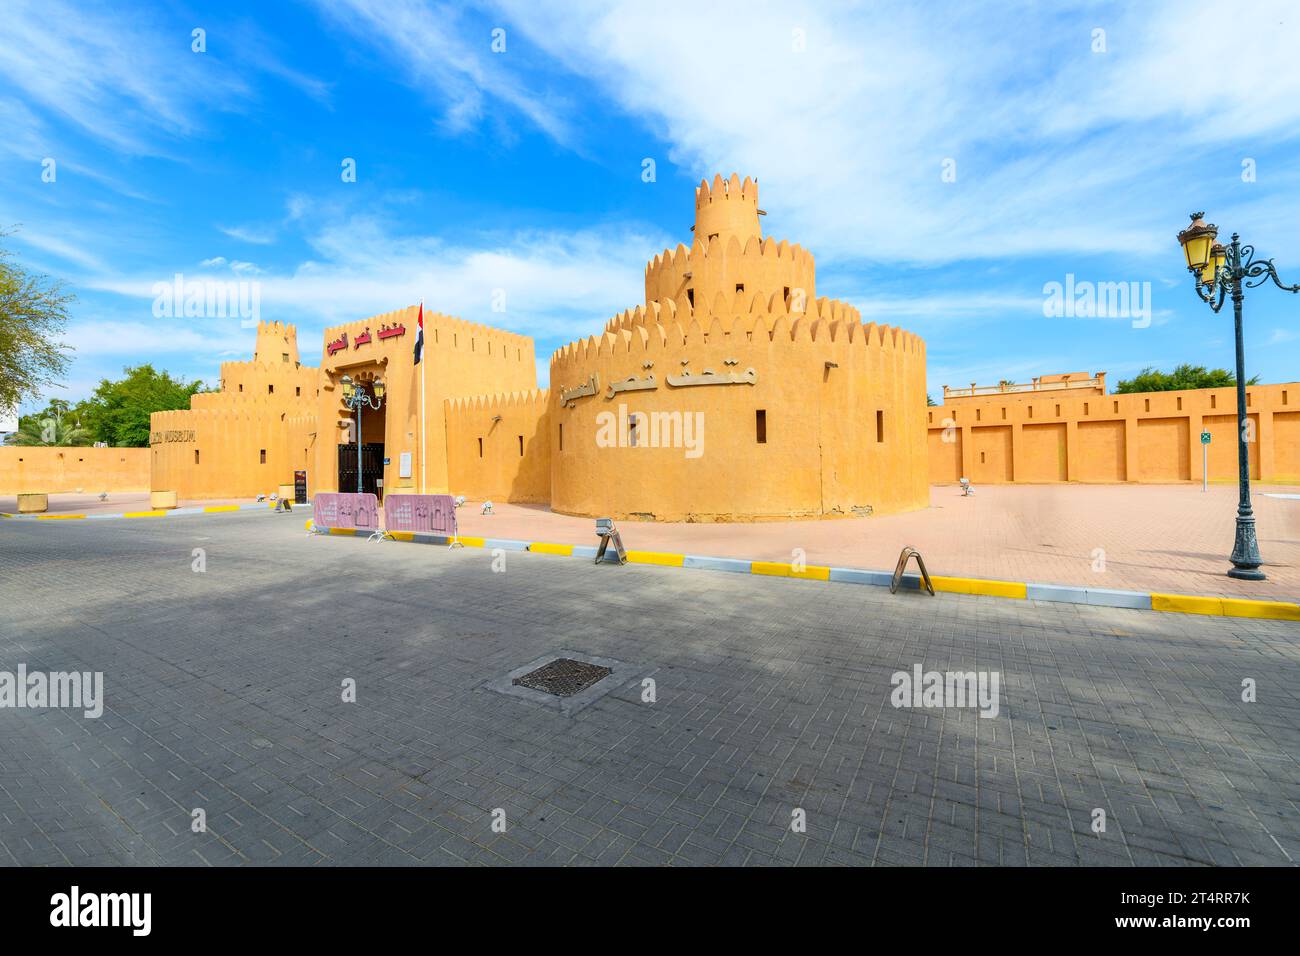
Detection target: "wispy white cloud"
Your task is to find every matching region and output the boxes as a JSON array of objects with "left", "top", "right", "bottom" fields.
[
  {"left": 7, "top": 229, "right": 107, "bottom": 273},
  {"left": 82, "top": 208, "right": 672, "bottom": 351},
  {"left": 0, "top": 0, "right": 329, "bottom": 159},
  {"left": 219, "top": 224, "right": 278, "bottom": 245},
  {"left": 309, "top": 0, "right": 573, "bottom": 143},
  {"left": 491, "top": 0, "right": 1300, "bottom": 266},
  {"left": 0, "top": 0, "right": 244, "bottom": 155}
]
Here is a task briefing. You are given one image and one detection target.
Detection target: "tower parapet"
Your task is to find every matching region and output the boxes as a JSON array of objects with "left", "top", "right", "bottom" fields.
[
  {"left": 253, "top": 321, "right": 300, "bottom": 365},
  {"left": 694, "top": 173, "right": 761, "bottom": 244},
  {"left": 647, "top": 174, "right": 815, "bottom": 312}
]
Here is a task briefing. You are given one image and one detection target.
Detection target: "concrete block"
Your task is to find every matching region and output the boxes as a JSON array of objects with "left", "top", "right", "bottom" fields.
[
  {"left": 1085, "top": 588, "right": 1153, "bottom": 610},
  {"left": 828, "top": 568, "right": 893, "bottom": 587},
  {"left": 683, "top": 555, "right": 752, "bottom": 574},
  {"left": 1026, "top": 583, "right": 1088, "bottom": 604},
  {"left": 150, "top": 490, "right": 178, "bottom": 510}
]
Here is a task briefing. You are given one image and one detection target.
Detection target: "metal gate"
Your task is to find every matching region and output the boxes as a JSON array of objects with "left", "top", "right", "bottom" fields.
[{"left": 338, "top": 443, "right": 385, "bottom": 498}]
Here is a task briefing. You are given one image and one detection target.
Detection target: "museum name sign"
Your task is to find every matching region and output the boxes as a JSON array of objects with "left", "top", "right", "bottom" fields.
[{"left": 150, "top": 429, "right": 196, "bottom": 445}]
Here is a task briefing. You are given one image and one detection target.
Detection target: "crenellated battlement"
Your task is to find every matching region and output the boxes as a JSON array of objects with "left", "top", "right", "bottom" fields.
[
  {"left": 550, "top": 312, "right": 923, "bottom": 378},
  {"left": 151, "top": 400, "right": 319, "bottom": 426},
  {"left": 647, "top": 178, "right": 815, "bottom": 307},
  {"left": 603, "top": 293, "right": 862, "bottom": 337},
  {"left": 322, "top": 304, "right": 535, "bottom": 353},
  {"left": 252, "top": 320, "right": 300, "bottom": 365},
  {"left": 445, "top": 389, "right": 550, "bottom": 415},
  {"left": 693, "top": 173, "right": 762, "bottom": 245},
  {"left": 254, "top": 319, "right": 297, "bottom": 337},
  {"left": 695, "top": 173, "right": 759, "bottom": 211}
]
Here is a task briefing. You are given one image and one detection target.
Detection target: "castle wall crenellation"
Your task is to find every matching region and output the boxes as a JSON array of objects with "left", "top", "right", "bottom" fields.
[{"left": 149, "top": 177, "right": 930, "bottom": 517}]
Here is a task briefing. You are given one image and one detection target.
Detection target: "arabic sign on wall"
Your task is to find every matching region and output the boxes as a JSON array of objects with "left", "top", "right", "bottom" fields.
[
  {"left": 560, "top": 364, "right": 758, "bottom": 407},
  {"left": 326, "top": 323, "right": 406, "bottom": 358}
]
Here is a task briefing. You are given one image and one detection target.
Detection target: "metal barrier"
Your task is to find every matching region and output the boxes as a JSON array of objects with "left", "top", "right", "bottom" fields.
[
  {"left": 594, "top": 518, "right": 627, "bottom": 565},
  {"left": 891, "top": 546, "right": 935, "bottom": 595},
  {"left": 383, "top": 494, "right": 458, "bottom": 536},
  {"left": 312, "top": 492, "right": 380, "bottom": 532}
]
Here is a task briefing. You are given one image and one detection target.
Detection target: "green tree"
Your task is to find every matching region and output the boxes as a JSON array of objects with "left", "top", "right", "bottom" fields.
[
  {"left": 926, "top": 393, "right": 937, "bottom": 406},
  {"left": 0, "top": 230, "right": 75, "bottom": 412},
  {"left": 1114, "top": 364, "right": 1258, "bottom": 394},
  {"left": 4, "top": 399, "right": 92, "bottom": 446},
  {"left": 76, "top": 365, "right": 203, "bottom": 447}
]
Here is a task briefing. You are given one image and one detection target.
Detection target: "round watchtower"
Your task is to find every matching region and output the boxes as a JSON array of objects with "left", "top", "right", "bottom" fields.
[{"left": 694, "top": 173, "right": 761, "bottom": 244}]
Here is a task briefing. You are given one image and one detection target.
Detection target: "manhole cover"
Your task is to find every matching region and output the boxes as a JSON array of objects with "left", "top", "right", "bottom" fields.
[{"left": 511, "top": 658, "right": 611, "bottom": 697}]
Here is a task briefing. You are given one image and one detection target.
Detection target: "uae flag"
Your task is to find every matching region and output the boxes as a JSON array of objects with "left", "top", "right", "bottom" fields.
[{"left": 413, "top": 302, "right": 424, "bottom": 365}]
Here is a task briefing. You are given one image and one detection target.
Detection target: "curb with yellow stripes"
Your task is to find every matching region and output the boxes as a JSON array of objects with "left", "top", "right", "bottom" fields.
[
  {"left": 1, "top": 502, "right": 282, "bottom": 521},
  {"left": 310, "top": 523, "right": 1300, "bottom": 623}
]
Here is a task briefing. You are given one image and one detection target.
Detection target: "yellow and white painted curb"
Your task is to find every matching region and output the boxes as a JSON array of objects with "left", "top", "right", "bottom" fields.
[
  {"left": 310, "top": 526, "right": 1300, "bottom": 623},
  {"left": 1, "top": 502, "right": 284, "bottom": 522}
]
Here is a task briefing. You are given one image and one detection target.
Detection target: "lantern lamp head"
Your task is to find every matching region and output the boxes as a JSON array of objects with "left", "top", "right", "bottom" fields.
[
  {"left": 1200, "top": 242, "right": 1228, "bottom": 285},
  {"left": 1177, "top": 212, "right": 1218, "bottom": 273}
]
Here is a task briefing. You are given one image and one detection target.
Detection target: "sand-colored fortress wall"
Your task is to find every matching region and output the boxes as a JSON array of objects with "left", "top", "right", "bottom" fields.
[
  {"left": 216, "top": 321, "right": 318, "bottom": 401},
  {"left": 445, "top": 390, "right": 552, "bottom": 503},
  {"left": 150, "top": 321, "right": 319, "bottom": 498},
  {"left": 0, "top": 446, "right": 150, "bottom": 495},
  {"left": 547, "top": 172, "right": 929, "bottom": 522},
  {"left": 927, "top": 382, "right": 1300, "bottom": 484},
  {"left": 550, "top": 307, "right": 928, "bottom": 521},
  {"left": 314, "top": 306, "right": 537, "bottom": 495},
  {"left": 151, "top": 402, "right": 316, "bottom": 499}
]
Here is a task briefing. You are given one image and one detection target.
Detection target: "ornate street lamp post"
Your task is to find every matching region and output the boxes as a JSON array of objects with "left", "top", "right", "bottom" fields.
[
  {"left": 340, "top": 374, "right": 385, "bottom": 495},
  {"left": 1177, "top": 213, "right": 1299, "bottom": 580}
]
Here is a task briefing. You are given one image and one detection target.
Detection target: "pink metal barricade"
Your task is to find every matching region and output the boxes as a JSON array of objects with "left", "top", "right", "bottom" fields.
[
  {"left": 383, "top": 494, "right": 458, "bottom": 536},
  {"left": 312, "top": 492, "right": 380, "bottom": 531}
]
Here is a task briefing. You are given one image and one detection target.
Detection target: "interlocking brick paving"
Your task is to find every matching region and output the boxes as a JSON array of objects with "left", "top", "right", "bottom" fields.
[
  {"left": 449, "top": 483, "right": 1300, "bottom": 600},
  {"left": 0, "top": 511, "right": 1296, "bottom": 866},
  {"left": 12, "top": 483, "right": 1296, "bottom": 600}
]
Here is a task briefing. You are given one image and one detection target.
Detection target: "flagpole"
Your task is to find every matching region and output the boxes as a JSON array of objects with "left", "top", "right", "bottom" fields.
[{"left": 419, "top": 301, "right": 426, "bottom": 494}]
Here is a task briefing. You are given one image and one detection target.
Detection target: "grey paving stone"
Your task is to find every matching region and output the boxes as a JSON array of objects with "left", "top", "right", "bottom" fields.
[{"left": 0, "top": 511, "right": 1296, "bottom": 868}]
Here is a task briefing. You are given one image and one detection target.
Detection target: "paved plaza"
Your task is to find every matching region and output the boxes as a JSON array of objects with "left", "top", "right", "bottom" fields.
[
  {"left": 0, "top": 510, "right": 1297, "bottom": 866},
  {"left": 12, "top": 482, "right": 1299, "bottom": 600}
]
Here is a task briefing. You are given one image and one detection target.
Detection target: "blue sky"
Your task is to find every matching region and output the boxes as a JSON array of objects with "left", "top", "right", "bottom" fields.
[{"left": 3, "top": 0, "right": 1299, "bottom": 414}]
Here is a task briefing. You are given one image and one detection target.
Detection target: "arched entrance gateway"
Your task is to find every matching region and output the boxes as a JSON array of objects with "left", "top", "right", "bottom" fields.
[{"left": 330, "top": 365, "right": 387, "bottom": 498}]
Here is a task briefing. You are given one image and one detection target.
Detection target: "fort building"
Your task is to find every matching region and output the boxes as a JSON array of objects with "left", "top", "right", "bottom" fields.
[
  {"left": 146, "top": 175, "right": 1297, "bottom": 513},
  {"left": 148, "top": 175, "right": 930, "bottom": 519},
  {"left": 928, "top": 376, "right": 1300, "bottom": 484}
]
